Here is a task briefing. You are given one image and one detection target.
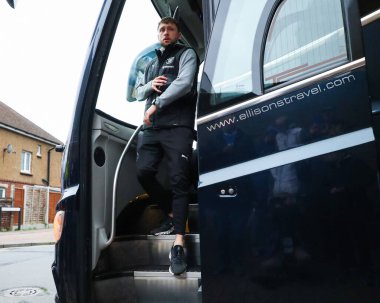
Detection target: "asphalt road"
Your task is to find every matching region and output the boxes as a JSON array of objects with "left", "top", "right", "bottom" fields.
[{"left": 0, "top": 245, "right": 56, "bottom": 303}]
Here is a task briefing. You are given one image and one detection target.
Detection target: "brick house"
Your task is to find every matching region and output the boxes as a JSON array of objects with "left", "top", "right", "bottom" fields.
[{"left": 0, "top": 101, "right": 63, "bottom": 230}]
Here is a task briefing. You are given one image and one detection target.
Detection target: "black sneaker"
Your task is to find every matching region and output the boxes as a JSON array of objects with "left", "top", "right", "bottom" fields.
[
  {"left": 169, "top": 245, "right": 187, "bottom": 275},
  {"left": 150, "top": 216, "right": 174, "bottom": 236}
]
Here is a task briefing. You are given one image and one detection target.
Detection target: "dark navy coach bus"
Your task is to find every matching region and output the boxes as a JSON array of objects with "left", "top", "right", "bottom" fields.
[{"left": 51, "top": 0, "right": 380, "bottom": 302}]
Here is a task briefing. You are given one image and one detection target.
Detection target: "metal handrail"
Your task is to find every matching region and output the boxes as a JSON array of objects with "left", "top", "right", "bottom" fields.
[{"left": 105, "top": 124, "right": 143, "bottom": 247}]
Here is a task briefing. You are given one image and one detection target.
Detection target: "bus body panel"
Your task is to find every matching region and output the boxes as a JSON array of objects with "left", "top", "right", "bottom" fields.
[
  {"left": 198, "top": 142, "right": 380, "bottom": 302},
  {"left": 197, "top": 68, "right": 380, "bottom": 302},
  {"left": 198, "top": 67, "right": 372, "bottom": 174},
  {"left": 197, "top": 0, "right": 380, "bottom": 302}
]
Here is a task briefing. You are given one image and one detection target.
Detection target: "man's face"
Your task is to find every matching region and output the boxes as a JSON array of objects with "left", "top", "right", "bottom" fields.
[{"left": 158, "top": 22, "right": 181, "bottom": 47}]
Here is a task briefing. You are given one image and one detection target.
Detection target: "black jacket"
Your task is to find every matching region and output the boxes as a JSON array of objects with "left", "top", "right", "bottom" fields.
[{"left": 143, "top": 43, "right": 199, "bottom": 129}]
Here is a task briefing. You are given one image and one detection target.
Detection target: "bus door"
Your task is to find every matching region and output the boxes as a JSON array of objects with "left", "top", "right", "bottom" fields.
[
  {"left": 197, "top": 0, "right": 380, "bottom": 302},
  {"left": 361, "top": 5, "right": 380, "bottom": 163}
]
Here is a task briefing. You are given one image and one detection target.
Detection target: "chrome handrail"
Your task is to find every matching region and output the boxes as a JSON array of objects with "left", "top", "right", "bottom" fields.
[{"left": 106, "top": 124, "right": 143, "bottom": 247}]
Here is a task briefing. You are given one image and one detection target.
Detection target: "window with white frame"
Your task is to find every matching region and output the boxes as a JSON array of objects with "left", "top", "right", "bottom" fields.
[
  {"left": 263, "top": 0, "right": 348, "bottom": 89},
  {"left": 0, "top": 187, "right": 5, "bottom": 198},
  {"left": 21, "top": 151, "right": 32, "bottom": 174},
  {"left": 37, "top": 145, "right": 42, "bottom": 157}
]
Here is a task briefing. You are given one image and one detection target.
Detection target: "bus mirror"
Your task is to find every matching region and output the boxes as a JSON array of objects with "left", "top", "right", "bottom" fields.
[{"left": 126, "top": 43, "right": 159, "bottom": 102}]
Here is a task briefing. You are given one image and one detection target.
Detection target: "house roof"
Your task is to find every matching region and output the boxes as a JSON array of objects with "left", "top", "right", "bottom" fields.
[{"left": 0, "top": 100, "right": 63, "bottom": 145}]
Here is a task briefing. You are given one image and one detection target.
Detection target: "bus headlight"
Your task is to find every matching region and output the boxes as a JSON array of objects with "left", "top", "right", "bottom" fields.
[{"left": 53, "top": 210, "right": 65, "bottom": 242}]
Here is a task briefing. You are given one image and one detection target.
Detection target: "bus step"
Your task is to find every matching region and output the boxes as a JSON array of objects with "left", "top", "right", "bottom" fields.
[
  {"left": 94, "top": 267, "right": 201, "bottom": 303},
  {"left": 95, "top": 234, "right": 200, "bottom": 274}
]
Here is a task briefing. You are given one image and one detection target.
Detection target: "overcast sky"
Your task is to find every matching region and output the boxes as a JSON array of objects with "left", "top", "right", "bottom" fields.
[{"left": 0, "top": 0, "right": 104, "bottom": 142}]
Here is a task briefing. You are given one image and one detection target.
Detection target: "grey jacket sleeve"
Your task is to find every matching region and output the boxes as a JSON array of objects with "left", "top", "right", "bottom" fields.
[
  {"left": 135, "top": 78, "right": 153, "bottom": 101},
  {"left": 155, "top": 48, "right": 198, "bottom": 109}
]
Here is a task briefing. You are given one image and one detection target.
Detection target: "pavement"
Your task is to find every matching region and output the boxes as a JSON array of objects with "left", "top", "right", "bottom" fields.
[{"left": 0, "top": 228, "right": 55, "bottom": 248}]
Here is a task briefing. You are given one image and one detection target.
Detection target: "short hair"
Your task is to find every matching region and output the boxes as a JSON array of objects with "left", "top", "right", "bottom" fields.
[{"left": 158, "top": 17, "right": 181, "bottom": 32}]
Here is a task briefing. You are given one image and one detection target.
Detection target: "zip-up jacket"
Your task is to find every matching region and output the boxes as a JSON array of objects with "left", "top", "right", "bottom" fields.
[{"left": 136, "top": 43, "right": 199, "bottom": 129}]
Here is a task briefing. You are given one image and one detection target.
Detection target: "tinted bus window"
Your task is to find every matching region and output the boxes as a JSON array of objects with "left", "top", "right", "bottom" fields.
[
  {"left": 201, "top": 0, "right": 266, "bottom": 107},
  {"left": 263, "top": 0, "right": 348, "bottom": 89}
]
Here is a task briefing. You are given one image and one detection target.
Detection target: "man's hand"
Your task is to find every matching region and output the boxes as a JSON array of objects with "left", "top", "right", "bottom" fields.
[
  {"left": 151, "top": 75, "right": 168, "bottom": 93},
  {"left": 143, "top": 104, "right": 158, "bottom": 126}
]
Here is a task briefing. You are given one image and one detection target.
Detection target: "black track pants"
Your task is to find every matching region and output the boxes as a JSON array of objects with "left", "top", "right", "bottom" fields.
[{"left": 136, "top": 127, "right": 193, "bottom": 235}]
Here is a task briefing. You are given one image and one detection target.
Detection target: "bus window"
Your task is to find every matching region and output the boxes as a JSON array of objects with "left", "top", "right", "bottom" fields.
[
  {"left": 96, "top": 0, "right": 159, "bottom": 126},
  {"left": 201, "top": 0, "right": 267, "bottom": 107},
  {"left": 263, "top": 0, "right": 348, "bottom": 89},
  {"left": 126, "top": 43, "right": 159, "bottom": 102}
]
